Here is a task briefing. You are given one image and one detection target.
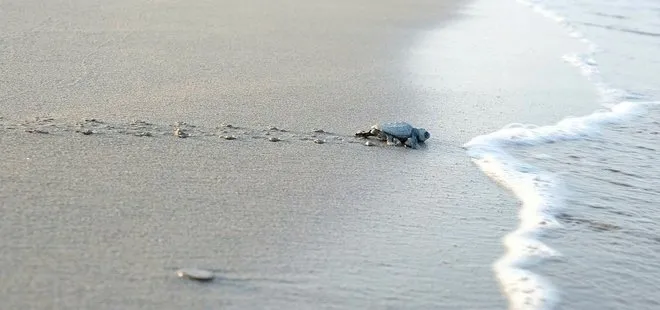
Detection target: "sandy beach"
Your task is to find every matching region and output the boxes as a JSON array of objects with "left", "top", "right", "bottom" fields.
[
  {"left": 1, "top": 0, "right": 459, "bottom": 130},
  {"left": 1, "top": 0, "right": 600, "bottom": 309}
]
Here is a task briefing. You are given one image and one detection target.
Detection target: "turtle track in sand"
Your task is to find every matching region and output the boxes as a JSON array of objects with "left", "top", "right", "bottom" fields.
[{"left": 0, "top": 116, "right": 391, "bottom": 148}]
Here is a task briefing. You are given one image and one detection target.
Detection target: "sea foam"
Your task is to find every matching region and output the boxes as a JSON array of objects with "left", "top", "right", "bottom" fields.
[
  {"left": 463, "top": 141, "right": 563, "bottom": 309},
  {"left": 464, "top": 1, "right": 658, "bottom": 309},
  {"left": 463, "top": 100, "right": 652, "bottom": 310},
  {"left": 465, "top": 101, "right": 657, "bottom": 309}
]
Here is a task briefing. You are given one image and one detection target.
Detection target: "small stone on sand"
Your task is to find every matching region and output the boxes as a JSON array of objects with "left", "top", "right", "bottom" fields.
[
  {"left": 268, "top": 137, "right": 281, "bottom": 142},
  {"left": 176, "top": 268, "right": 214, "bottom": 282},
  {"left": 78, "top": 129, "right": 93, "bottom": 135},
  {"left": 314, "top": 139, "right": 325, "bottom": 144},
  {"left": 174, "top": 128, "right": 189, "bottom": 138},
  {"left": 312, "top": 129, "right": 325, "bottom": 133},
  {"left": 365, "top": 141, "right": 375, "bottom": 146},
  {"left": 223, "top": 135, "right": 236, "bottom": 140}
]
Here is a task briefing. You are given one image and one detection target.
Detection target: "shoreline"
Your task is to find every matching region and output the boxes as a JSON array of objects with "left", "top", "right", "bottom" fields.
[
  {"left": 0, "top": 0, "right": 602, "bottom": 309},
  {"left": 416, "top": 0, "right": 603, "bottom": 308}
]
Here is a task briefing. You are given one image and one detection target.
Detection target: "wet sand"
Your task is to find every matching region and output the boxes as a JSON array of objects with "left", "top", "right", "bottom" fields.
[
  {"left": 0, "top": 0, "right": 598, "bottom": 309},
  {"left": 1, "top": 0, "right": 458, "bottom": 131}
]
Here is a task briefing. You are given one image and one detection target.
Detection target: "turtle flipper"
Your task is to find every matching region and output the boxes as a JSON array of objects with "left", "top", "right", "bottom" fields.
[{"left": 408, "top": 131, "right": 420, "bottom": 149}]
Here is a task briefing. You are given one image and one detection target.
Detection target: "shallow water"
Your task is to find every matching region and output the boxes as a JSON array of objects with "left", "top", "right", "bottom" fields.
[
  {"left": 511, "top": 105, "right": 660, "bottom": 310},
  {"left": 464, "top": 0, "right": 660, "bottom": 309}
]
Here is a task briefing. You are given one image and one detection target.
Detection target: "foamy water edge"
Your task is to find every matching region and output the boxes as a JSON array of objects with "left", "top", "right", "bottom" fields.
[
  {"left": 464, "top": 100, "right": 654, "bottom": 309},
  {"left": 463, "top": 0, "right": 659, "bottom": 309}
]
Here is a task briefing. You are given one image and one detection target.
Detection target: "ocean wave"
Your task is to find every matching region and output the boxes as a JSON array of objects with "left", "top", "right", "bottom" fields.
[
  {"left": 467, "top": 1, "right": 660, "bottom": 309},
  {"left": 464, "top": 99, "right": 658, "bottom": 309},
  {"left": 464, "top": 128, "right": 564, "bottom": 310}
]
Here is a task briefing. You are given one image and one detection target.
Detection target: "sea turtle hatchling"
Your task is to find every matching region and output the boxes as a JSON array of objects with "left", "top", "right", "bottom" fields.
[{"left": 355, "top": 122, "right": 430, "bottom": 149}]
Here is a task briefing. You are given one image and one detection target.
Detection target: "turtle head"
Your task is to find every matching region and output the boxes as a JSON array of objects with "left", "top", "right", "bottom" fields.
[{"left": 415, "top": 128, "right": 430, "bottom": 142}]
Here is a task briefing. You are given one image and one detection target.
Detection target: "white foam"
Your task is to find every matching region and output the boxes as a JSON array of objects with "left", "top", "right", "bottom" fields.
[
  {"left": 466, "top": 101, "right": 649, "bottom": 149},
  {"left": 464, "top": 138, "right": 564, "bottom": 310},
  {"left": 464, "top": 100, "right": 657, "bottom": 310},
  {"left": 463, "top": 1, "right": 659, "bottom": 310}
]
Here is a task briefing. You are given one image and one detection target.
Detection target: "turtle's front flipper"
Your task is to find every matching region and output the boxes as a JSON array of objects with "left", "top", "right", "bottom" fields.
[{"left": 408, "top": 132, "right": 420, "bottom": 149}]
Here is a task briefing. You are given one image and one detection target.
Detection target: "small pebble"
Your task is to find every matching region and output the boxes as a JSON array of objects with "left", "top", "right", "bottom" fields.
[
  {"left": 268, "top": 126, "right": 279, "bottom": 131},
  {"left": 223, "top": 135, "right": 236, "bottom": 140},
  {"left": 312, "top": 129, "right": 325, "bottom": 133},
  {"left": 268, "top": 137, "right": 281, "bottom": 142},
  {"left": 78, "top": 129, "right": 93, "bottom": 135},
  {"left": 314, "top": 139, "right": 325, "bottom": 144},
  {"left": 174, "top": 128, "right": 189, "bottom": 138},
  {"left": 365, "top": 141, "right": 375, "bottom": 146},
  {"left": 176, "top": 268, "right": 214, "bottom": 282}
]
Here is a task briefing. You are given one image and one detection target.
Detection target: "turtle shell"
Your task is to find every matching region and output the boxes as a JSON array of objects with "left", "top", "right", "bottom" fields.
[{"left": 378, "top": 122, "right": 414, "bottom": 139}]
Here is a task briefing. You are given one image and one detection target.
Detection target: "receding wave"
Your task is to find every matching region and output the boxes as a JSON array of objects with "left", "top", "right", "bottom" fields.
[
  {"left": 464, "top": 1, "right": 660, "bottom": 309},
  {"left": 463, "top": 99, "right": 654, "bottom": 309}
]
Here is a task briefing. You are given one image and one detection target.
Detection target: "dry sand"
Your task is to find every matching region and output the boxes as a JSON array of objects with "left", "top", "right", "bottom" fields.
[{"left": 0, "top": 0, "right": 598, "bottom": 309}]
